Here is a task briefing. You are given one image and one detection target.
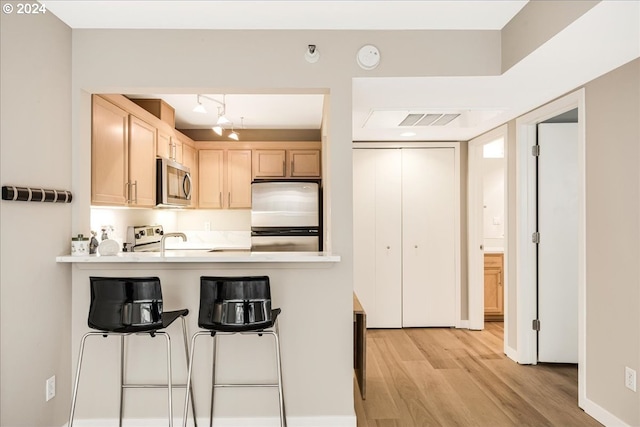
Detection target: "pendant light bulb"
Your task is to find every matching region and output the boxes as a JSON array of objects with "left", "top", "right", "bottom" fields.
[
  {"left": 193, "top": 95, "right": 207, "bottom": 113},
  {"left": 212, "top": 125, "right": 223, "bottom": 136},
  {"left": 228, "top": 130, "right": 239, "bottom": 141}
]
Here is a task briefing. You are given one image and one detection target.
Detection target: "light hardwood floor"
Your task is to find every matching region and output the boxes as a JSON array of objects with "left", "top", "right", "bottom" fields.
[{"left": 354, "top": 323, "right": 602, "bottom": 427}]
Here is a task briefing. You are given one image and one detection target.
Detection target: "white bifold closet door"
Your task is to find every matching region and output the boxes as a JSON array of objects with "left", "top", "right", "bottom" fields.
[
  {"left": 353, "top": 147, "right": 456, "bottom": 328},
  {"left": 353, "top": 149, "right": 403, "bottom": 328},
  {"left": 402, "top": 148, "right": 456, "bottom": 327}
]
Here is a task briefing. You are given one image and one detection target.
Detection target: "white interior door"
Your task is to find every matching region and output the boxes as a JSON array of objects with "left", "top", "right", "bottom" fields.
[
  {"left": 353, "top": 149, "right": 403, "bottom": 328},
  {"left": 402, "top": 148, "right": 456, "bottom": 327},
  {"left": 537, "top": 123, "right": 579, "bottom": 363}
]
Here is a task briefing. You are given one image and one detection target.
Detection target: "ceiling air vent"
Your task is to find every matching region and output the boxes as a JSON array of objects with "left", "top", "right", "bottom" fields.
[
  {"left": 398, "top": 112, "right": 461, "bottom": 127},
  {"left": 398, "top": 113, "right": 424, "bottom": 127}
]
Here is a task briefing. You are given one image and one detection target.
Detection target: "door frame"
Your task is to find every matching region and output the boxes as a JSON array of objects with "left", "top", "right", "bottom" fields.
[
  {"left": 514, "top": 89, "right": 586, "bottom": 406},
  {"left": 353, "top": 141, "right": 462, "bottom": 327},
  {"left": 468, "top": 125, "right": 509, "bottom": 346}
]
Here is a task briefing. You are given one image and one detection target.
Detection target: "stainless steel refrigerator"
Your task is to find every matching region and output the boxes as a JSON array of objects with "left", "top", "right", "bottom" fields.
[{"left": 251, "top": 180, "right": 322, "bottom": 252}]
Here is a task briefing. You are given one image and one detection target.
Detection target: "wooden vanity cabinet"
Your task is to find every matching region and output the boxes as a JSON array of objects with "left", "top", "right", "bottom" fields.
[
  {"left": 484, "top": 253, "right": 504, "bottom": 321},
  {"left": 91, "top": 95, "right": 156, "bottom": 207},
  {"left": 199, "top": 149, "right": 252, "bottom": 209}
]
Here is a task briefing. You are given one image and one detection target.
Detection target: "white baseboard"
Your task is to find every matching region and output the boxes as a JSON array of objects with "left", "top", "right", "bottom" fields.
[
  {"left": 581, "top": 397, "right": 631, "bottom": 427},
  {"left": 64, "top": 415, "right": 357, "bottom": 427}
]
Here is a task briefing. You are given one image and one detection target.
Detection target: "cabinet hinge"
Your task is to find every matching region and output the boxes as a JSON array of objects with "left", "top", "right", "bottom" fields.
[
  {"left": 532, "top": 232, "right": 540, "bottom": 244},
  {"left": 532, "top": 145, "right": 540, "bottom": 156},
  {"left": 532, "top": 319, "right": 541, "bottom": 331}
]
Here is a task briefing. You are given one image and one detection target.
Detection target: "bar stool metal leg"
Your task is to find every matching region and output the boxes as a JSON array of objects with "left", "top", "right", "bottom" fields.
[
  {"left": 180, "top": 317, "right": 198, "bottom": 427},
  {"left": 69, "top": 332, "right": 102, "bottom": 427},
  {"left": 209, "top": 334, "right": 218, "bottom": 427},
  {"left": 183, "top": 331, "right": 209, "bottom": 427},
  {"left": 162, "top": 332, "right": 174, "bottom": 427},
  {"left": 272, "top": 323, "right": 286, "bottom": 427},
  {"left": 119, "top": 335, "right": 125, "bottom": 427}
]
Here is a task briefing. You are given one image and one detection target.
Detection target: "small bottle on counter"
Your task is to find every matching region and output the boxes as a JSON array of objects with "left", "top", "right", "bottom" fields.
[
  {"left": 71, "top": 234, "right": 89, "bottom": 256},
  {"left": 89, "top": 231, "right": 99, "bottom": 254}
]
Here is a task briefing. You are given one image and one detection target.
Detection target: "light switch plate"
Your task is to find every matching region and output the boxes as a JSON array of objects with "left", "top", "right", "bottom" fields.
[
  {"left": 46, "top": 375, "right": 56, "bottom": 401},
  {"left": 625, "top": 367, "right": 636, "bottom": 392}
]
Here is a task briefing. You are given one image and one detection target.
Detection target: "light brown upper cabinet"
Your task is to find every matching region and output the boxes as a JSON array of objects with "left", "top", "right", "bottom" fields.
[
  {"left": 91, "top": 95, "right": 156, "bottom": 207},
  {"left": 253, "top": 148, "right": 321, "bottom": 178},
  {"left": 182, "top": 143, "right": 198, "bottom": 208},
  {"left": 157, "top": 130, "right": 182, "bottom": 163},
  {"left": 254, "top": 149, "right": 286, "bottom": 177},
  {"left": 199, "top": 149, "right": 252, "bottom": 209},
  {"left": 289, "top": 149, "right": 321, "bottom": 177}
]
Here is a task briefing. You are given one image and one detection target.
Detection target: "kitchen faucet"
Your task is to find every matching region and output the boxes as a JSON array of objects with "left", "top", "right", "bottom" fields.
[{"left": 160, "top": 232, "right": 187, "bottom": 256}]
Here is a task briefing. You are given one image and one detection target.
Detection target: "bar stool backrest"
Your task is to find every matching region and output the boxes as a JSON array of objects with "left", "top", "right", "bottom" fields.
[
  {"left": 199, "top": 276, "right": 273, "bottom": 330},
  {"left": 88, "top": 277, "right": 164, "bottom": 333}
]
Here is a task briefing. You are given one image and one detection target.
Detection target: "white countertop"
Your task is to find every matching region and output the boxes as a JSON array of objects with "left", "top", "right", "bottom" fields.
[
  {"left": 56, "top": 250, "right": 340, "bottom": 263},
  {"left": 484, "top": 247, "right": 504, "bottom": 254}
]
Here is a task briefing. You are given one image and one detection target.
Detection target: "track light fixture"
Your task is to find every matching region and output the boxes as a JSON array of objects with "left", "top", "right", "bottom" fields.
[{"left": 199, "top": 96, "right": 241, "bottom": 140}]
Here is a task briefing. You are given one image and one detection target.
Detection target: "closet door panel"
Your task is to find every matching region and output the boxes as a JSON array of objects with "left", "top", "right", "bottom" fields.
[
  {"left": 402, "top": 148, "right": 456, "bottom": 327},
  {"left": 353, "top": 149, "right": 402, "bottom": 328},
  {"left": 373, "top": 149, "right": 402, "bottom": 327}
]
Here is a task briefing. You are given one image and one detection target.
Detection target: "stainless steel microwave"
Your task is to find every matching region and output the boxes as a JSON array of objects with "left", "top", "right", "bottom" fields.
[{"left": 156, "top": 157, "right": 191, "bottom": 207}]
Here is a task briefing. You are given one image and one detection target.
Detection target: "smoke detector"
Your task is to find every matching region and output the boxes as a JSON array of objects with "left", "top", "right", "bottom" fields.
[{"left": 357, "top": 45, "right": 380, "bottom": 70}]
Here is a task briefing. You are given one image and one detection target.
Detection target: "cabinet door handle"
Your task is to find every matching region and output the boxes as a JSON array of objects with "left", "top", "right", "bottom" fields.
[
  {"left": 386, "top": 246, "right": 390, "bottom": 250},
  {"left": 291, "top": 160, "right": 294, "bottom": 175},
  {"left": 228, "top": 192, "right": 231, "bottom": 207},
  {"left": 133, "top": 180, "right": 138, "bottom": 204},
  {"left": 283, "top": 161, "right": 286, "bottom": 177},
  {"left": 218, "top": 192, "right": 222, "bottom": 208},
  {"left": 126, "top": 182, "right": 131, "bottom": 203}
]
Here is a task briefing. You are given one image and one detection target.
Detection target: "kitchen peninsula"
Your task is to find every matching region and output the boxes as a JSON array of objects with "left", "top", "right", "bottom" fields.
[{"left": 57, "top": 252, "right": 345, "bottom": 423}]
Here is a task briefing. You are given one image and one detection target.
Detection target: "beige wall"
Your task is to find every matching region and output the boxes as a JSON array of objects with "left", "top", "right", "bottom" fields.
[
  {"left": 66, "top": 28, "right": 500, "bottom": 422},
  {"left": 584, "top": 58, "right": 639, "bottom": 425},
  {"left": 1, "top": 5, "right": 638, "bottom": 425},
  {"left": 0, "top": 7, "right": 72, "bottom": 427},
  {"left": 502, "top": 0, "right": 600, "bottom": 72}
]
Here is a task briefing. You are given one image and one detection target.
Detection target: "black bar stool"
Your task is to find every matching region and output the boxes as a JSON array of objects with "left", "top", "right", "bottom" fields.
[
  {"left": 182, "top": 276, "right": 286, "bottom": 427},
  {"left": 68, "top": 276, "right": 197, "bottom": 427}
]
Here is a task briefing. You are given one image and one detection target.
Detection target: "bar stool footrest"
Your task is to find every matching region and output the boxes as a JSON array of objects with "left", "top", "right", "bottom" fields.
[
  {"left": 214, "top": 383, "right": 279, "bottom": 388},
  {"left": 122, "top": 383, "right": 190, "bottom": 389}
]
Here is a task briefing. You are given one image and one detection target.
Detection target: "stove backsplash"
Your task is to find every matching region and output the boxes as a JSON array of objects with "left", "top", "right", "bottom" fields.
[{"left": 90, "top": 207, "right": 250, "bottom": 248}]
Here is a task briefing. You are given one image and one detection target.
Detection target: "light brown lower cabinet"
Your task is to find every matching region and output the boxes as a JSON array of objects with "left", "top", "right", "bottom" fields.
[{"left": 484, "top": 253, "right": 504, "bottom": 321}]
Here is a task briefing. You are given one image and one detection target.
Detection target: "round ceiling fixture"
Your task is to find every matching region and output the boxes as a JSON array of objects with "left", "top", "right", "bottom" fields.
[{"left": 356, "top": 45, "right": 380, "bottom": 70}]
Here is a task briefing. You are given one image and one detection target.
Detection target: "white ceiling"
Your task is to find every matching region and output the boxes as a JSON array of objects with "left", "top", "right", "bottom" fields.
[{"left": 45, "top": 1, "right": 640, "bottom": 141}]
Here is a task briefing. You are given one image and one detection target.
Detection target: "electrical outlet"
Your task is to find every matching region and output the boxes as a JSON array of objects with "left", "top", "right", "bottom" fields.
[
  {"left": 625, "top": 367, "right": 636, "bottom": 392},
  {"left": 204, "top": 221, "right": 211, "bottom": 231},
  {"left": 46, "top": 375, "right": 56, "bottom": 401}
]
